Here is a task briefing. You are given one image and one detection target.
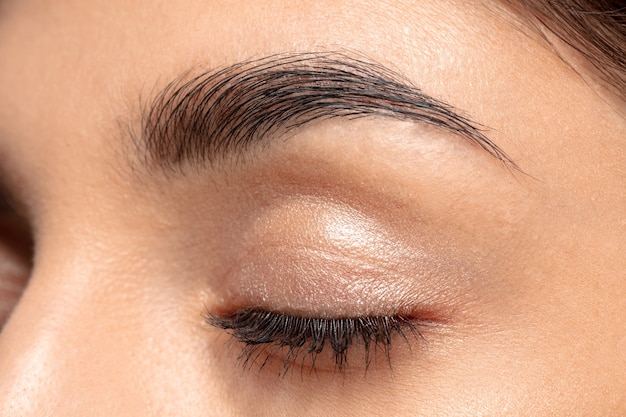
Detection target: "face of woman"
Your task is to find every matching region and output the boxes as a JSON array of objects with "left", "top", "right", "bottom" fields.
[{"left": 0, "top": 0, "right": 624, "bottom": 415}]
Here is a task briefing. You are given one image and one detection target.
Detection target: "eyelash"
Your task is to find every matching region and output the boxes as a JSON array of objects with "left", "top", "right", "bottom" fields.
[{"left": 206, "top": 309, "right": 422, "bottom": 375}]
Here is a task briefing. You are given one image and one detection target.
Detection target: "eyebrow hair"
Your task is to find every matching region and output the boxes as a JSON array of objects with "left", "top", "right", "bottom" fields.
[{"left": 138, "top": 52, "right": 515, "bottom": 171}]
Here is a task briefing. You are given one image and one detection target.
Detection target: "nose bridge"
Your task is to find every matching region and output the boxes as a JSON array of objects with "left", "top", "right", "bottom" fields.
[{"left": 0, "top": 249, "right": 150, "bottom": 415}]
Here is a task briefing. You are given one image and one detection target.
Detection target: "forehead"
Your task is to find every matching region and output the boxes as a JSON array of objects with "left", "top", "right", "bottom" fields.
[
  {"left": 0, "top": 0, "right": 557, "bottom": 108},
  {"left": 0, "top": 1, "right": 504, "bottom": 89}
]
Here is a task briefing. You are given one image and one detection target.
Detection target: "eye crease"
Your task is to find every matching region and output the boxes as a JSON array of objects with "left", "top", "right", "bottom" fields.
[{"left": 206, "top": 308, "right": 425, "bottom": 375}]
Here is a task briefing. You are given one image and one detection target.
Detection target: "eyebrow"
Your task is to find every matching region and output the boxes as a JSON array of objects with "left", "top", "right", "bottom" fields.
[{"left": 137, "top": 52, "right": 515, "bottom": 171}]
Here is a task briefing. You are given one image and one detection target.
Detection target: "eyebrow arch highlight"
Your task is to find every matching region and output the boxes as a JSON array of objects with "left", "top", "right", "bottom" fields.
[{"left": 138, "top": 51, "right": 515, "bottom": 171}]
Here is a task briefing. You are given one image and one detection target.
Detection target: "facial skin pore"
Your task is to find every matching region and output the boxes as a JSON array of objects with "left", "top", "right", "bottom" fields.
[{"left": 0, "top": 0, "right": 624, "bottom": 416}]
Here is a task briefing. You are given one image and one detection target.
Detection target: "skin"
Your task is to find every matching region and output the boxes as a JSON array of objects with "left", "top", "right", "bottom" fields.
[{"left": 0, "top": 0, "right": 625, "bottom": 415}]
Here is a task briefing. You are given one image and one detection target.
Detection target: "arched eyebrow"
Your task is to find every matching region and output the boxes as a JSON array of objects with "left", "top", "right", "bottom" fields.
[{"left": 136, "top": 52, "right": 515, "bottom": 171}]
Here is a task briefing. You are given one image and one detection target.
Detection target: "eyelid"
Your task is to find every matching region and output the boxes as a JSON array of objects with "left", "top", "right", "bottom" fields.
[
  {"left": 207, "top": 183, "right": 482, "bottom": 375},
  {"left": 217, "top": 196, "right": 474, "bottom": 321}
]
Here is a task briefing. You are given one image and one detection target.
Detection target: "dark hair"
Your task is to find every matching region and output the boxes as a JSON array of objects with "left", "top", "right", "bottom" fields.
[{"left": 507, "top": 0, "right": 626, "bottom": 96}]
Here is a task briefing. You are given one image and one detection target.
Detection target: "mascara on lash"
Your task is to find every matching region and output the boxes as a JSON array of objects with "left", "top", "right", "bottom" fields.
[{"left": 207, "top": 308, "right": 423, "bottom": 374}]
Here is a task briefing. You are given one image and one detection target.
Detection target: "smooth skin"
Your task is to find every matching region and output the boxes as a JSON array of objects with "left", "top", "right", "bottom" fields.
[{"left": 0, "top": 0, "right": 625, "bottom": 415}]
